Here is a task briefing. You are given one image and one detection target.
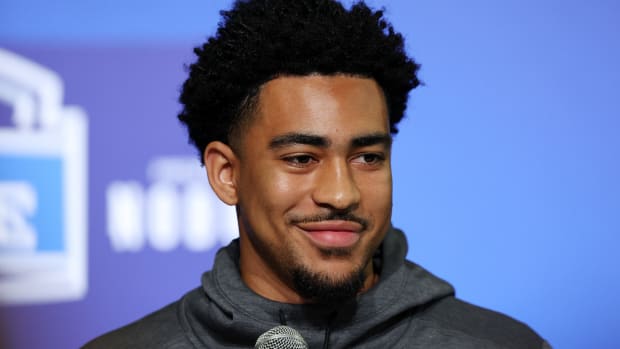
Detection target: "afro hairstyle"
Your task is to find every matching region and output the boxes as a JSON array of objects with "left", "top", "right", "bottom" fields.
[{"left": 178, "top": 0, "right": 420, "bottom": 162}]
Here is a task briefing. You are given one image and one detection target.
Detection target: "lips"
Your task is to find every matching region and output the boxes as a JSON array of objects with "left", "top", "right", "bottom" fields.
[{"left": 296, "top": 220, "right": 363, "bottom": 249}]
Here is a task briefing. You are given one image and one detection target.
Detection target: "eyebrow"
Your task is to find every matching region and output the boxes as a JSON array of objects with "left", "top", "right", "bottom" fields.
[
  {"left": 269, "top": 133, "right": 330, "bottom": 149},
  {"left": 268, "top": 132, "right": 392, "bottom": 150},
  {"left": 351, "top": 133, "right": 392, "bottom": 148}
]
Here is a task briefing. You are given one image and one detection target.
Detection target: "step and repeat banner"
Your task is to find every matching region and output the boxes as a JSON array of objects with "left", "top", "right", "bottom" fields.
[{"left": 1, "top": 1, "right": 619, "bottom": 348}]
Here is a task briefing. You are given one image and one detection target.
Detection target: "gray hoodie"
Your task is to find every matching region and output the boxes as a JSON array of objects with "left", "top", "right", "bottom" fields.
[{"left": 84, "top": 228, "right": 549, "bottom": 348}]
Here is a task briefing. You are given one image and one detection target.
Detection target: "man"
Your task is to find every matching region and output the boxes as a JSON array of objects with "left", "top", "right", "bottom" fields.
[{"left": 85, "top": 0, "right": 549, "bottom": 347}]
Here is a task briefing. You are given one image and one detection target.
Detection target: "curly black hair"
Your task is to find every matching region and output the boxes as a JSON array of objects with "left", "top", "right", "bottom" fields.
[{"left": 178, "top": 0, "right": 420, "bottom": 161}]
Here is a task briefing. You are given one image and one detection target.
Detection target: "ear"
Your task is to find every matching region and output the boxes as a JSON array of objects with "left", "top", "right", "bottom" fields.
[{"left": 203, "top": 141, "right": 239, "bottom": 205}]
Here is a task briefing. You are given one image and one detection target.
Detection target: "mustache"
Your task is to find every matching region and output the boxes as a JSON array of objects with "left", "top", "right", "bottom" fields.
[{"left": 288, "top": 211, "right": 369, "bottom": 230}]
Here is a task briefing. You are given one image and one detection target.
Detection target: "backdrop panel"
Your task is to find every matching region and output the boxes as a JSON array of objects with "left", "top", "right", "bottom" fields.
[{"left": 0, "top": 1, "right": 618, "bottom": 348}]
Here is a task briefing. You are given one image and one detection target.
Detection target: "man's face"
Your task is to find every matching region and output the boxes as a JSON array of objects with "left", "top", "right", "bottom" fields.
[{"left": 234, "top": 75, "right": 392, "bottom": 304}]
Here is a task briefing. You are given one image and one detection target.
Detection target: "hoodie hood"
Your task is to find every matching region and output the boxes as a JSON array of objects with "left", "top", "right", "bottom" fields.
[{"left": 180, "top": 227, "right": 455, "bottom": 348}]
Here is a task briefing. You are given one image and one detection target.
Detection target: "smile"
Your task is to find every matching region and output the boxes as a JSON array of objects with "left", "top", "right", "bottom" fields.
[{"left": 295, "top": 220, "right": 363, "bottom": 249}]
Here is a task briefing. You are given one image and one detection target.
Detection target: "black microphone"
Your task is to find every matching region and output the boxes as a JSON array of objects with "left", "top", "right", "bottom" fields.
[{"left": 255, "top": 325, "right": 308, "bottom": 349}]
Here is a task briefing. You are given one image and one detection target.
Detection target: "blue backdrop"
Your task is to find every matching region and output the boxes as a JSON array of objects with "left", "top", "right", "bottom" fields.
[{"left": 1, "top": 1, "right": 618, "bottom": 348}]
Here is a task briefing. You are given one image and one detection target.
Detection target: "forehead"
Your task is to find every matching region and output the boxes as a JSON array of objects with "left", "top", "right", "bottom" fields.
[{"left": 248, "top": 75, "right": 389, "bottom": 139}]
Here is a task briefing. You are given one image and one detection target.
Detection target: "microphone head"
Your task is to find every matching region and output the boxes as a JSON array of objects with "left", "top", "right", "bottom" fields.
[{"left": 255, "top": 325, "right": 308, "bottom": 349}]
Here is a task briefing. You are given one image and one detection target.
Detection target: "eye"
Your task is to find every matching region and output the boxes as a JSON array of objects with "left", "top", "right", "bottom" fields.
[
  {"left": 283, "top": 154, "right": 317, "bottom": 167},
  {"left": 352, "top": 153, "right": 385, "bottom": 166}
]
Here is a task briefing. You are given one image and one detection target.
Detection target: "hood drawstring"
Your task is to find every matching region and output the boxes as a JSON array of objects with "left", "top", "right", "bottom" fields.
[
  {"left": 322, "top": 311, "right": 337, "bottom": 349},
  {"left": 278, "top": 308, "right": 336, "bottom": 349},
  {"left": 278, "top": 309, "right": 288, "bottom": 326},
  {"left": 322, "top": 326, "right": 332, "bottom": 349}
]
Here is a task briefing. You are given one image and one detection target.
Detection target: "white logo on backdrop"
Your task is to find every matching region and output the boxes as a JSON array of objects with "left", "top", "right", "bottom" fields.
[
  {"left": 106, "top": 157, "right": 238, "bottom": 252},
  {"left": 0, "top": 49, "right": 88, "bottom": 305}
]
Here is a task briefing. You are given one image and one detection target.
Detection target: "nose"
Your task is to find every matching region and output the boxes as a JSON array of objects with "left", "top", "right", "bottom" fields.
[{"left": 311, "top": 158, "right": 361, "bottom": 211}]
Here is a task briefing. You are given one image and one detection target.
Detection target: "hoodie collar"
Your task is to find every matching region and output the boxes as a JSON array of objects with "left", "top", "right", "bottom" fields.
[
  {"left": 185, "top": 227, "right": 455, "bottom": 346},
  {"left": 204, "top": 227, "right": 453, "bottom": 324}
]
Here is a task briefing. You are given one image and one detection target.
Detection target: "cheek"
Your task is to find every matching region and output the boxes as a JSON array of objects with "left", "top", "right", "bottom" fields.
[
  {"left": 360, "top": 171, "right": 392, "bottom": 215},
  {"left": 246, "top": 165, "right": 313, "bottom": 213}
]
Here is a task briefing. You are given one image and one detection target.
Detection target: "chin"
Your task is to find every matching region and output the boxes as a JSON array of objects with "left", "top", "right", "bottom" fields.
[{"left": 290, "top": 261, "right": 367, "bottom": 304}]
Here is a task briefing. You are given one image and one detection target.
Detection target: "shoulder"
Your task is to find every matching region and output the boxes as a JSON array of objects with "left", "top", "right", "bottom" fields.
[
  {"left": 397, "top": 260, "right": 548, "bottom": 348},
  {"left": 82, "top": 297, "right": 193, "bottom": 349},
  {"left": 418, "top": 296, "right": 546, "bottom": 349}
]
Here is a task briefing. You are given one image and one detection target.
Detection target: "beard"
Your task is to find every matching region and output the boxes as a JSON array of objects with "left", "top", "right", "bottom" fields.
[
  {"left": 290, "top": 257, "right": 367, "bottom": 305},
  {"left": 239, "top": 206, "right": 379, "bottom": 304},
  {"left": 284, "top": 211, "right": 372, "bottom": 303}
]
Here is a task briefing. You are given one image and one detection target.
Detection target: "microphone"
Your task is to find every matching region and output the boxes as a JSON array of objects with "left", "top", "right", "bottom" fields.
[{"left": 255, "top": 325, "right": 308, "bottom": 349}]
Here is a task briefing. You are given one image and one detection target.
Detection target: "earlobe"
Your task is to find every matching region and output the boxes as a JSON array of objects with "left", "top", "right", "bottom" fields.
[{"left": 203, "top": 141, "right": 239, "bottom": 205}]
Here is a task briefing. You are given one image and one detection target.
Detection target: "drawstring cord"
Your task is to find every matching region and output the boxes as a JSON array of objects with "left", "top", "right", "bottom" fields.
[
  {"left": 322, "top": 325, "right": 332, "bottom": 349},
  {"left": 278, "top": 308, "right": 336, "bottom": 349},
  {"left": 322, "top": 311, "right": 337, "bottom": 349}
]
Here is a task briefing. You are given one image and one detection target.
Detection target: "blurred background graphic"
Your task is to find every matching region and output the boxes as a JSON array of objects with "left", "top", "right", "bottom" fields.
[{"left": 0, "top": 0, "right": 618, "bottom": 348}]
